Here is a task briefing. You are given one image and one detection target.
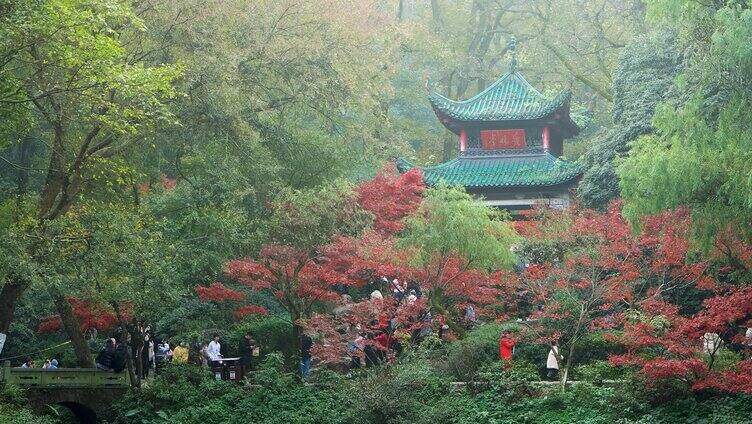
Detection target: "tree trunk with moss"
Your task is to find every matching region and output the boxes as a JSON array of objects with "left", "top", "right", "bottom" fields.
[{"left": 52, "top": 290, "right": 93, "bottom": 367}]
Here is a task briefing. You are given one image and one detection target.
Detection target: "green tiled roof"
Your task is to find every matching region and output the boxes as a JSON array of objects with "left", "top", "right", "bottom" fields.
[
  {"left": 396, "top": 153, "right": 583, "bottom": 188},
  {"left": 429, "top": 71, "right": 585, "bottom": 131}
]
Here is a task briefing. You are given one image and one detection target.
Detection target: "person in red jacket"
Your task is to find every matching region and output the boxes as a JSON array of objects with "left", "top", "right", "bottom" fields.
[
  {"left": 374, "top": 332, "right": 389, "bottom": 350},
  {"left": 499, "top": 332, "right": 516, "bottom": 361},
  {"left": 375, "top": 331, "right": 390, "bottom": 362}
]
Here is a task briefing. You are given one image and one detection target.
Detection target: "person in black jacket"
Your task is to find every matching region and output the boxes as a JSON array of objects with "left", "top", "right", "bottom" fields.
[
  {"left": 299, "top": 333, "right": 313, "bottom": 382},
  {"left": 238, "top": 332, "right": 256, "bottom": 378},
  {"left": 111, "top": 342, "right": 127, "bottom": 373},
  {"left": 96, "top": 338, "right": 116, "bottom": 371}
]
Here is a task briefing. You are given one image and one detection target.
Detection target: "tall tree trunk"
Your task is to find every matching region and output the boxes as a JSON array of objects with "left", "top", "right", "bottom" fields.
[
  {"left": 52, "top": 290, "right": 94, "bottom": 367},
  {"left": 131, "top": 184, "right": 140, "bottom": 207},
  {"left": 38, "top": 124, "right": 67, "bottom": 221},
  {"left": 135, "top": 345, "right": 144, "bottom": 379},
  {"left": 291, "top": 321, "right": 303, "bottom": 380},
  {"left": 0, "top": 279, "right": 27, "bottom": 334},
  {"left": 559, "top": 365, "right": 569, "bottom": 392},
  {"left": 560, "top": 342, "right": 577, "bottom": 392}
]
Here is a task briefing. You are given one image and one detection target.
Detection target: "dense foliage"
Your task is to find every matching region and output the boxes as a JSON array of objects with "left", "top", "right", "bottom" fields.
[
  {"left": 579, "top": 32, "right": 683, "bottom": 209},
  {"left": 101, "top": 349, "right": 752, "bottom": 424},
  {"left": 619, "top": 0, "right": 752, "bottom": 247},
  {"left": 1, "top": 0, "right": 752, "bottom": 423}
]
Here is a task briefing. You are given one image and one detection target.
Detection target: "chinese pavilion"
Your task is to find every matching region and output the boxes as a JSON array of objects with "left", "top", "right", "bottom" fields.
[{"left": 397, "top": 38, "right": 586, "bottom": 215}]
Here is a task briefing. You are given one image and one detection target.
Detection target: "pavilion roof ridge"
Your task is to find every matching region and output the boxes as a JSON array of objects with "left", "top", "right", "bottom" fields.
[{"left": 427, "top": 70, "right": 574, "bottom": 125}]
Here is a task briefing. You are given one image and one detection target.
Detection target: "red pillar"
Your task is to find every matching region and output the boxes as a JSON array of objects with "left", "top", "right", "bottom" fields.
[
  {"left": 459, "top": 128, "right": 467, "bottom": 152},
  {"left": 542, "top": 126, "right": 550, "bottom": 152}
]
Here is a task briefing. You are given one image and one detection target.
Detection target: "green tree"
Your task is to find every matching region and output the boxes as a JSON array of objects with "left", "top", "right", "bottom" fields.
[
  {"left": 400, "top": 185, "right": 518, "bottom": 333},
  {"left": 135, "top": 0, "right": 406, "bottom": 198},
  {"left": 618, "top": 1, "right": 752, "bottom": 256},
  {"left": 579, "top": 32, "right": 683, "bottom": 210},
  {"left": 619, "top": 98, "right": 752, "bottom": 247},
  {"left": 0, "top": 0, "right": 180, "bottom": 365},
  {"left": 60, "top": 202, "right": 176, "bottom": 385}
]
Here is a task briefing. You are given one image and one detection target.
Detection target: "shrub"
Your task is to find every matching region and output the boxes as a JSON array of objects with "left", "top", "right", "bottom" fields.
[
  {"left": 252, "top": 352, "right": 295, "bottom": 388},
  {"left": 115, "top": 363, "right": 242, "bottom": 423},
  {"left": 509, "top": 339, "right": 548, "bottom": 375},
  {"left": 575, "top": 360, "right": 628, "bottom": 382},
  {"left": 442, "top": 323, "right": 503, "bottom": 381},
  {"left": 0, "top": 381, "right": 27, "bottom": 404},
  {"left": 0, "top": 404, "right": 57, "bottom": 424},
  {"left": 230, "top": 317, "right": 297, "bottom": 369},
  {"left": 108, "top": 353, "right": 751, "bottom": 424},
  {"left": 573, "top": 331, "right": 624, "bottom": 365},
  {"left": 344, "top": 352, "right": 452, "bottom": 424},
  {"left": 452, "top": 381, "right": 646, "bottom": 424},
  {"left": 476, "top": 359, "right": 541, "bottom": 401},
  {"left": 629, "top": 394, "right": 752, "bottom": 423},
  {"left": 0, "top": 383, "right": 58, "bottom": 424},
  {"left": 157, "top": 362, "right": 213, "bottom": 386},
  {"left": 535, "top": 383, "right": 643, "bottom": 423}
]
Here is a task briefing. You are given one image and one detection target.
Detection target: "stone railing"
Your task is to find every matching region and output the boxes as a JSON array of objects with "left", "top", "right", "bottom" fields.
[
  {"left": 449, "top": 379, "right": 625, "bottom": 392},
  {"left": 1, "top": 360, "right": 128, "bottom": 388},
  {"left": 459, "top": 146, "right": 545, "bottom": 157}
]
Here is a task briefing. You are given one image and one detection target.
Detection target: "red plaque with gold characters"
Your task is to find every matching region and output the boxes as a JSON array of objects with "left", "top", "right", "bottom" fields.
[{"left": 480, "top": 129, "right": 527, "bottom": 150}]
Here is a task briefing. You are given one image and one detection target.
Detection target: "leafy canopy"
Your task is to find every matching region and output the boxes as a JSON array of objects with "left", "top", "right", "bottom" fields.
[{"left": 400, "top": 184, "right": 518, "bottom": 271}]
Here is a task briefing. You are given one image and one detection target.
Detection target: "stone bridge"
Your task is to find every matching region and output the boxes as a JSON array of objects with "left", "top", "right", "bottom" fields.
[{"left": 1, "top": 361, "right": 129, "bottom": 423}]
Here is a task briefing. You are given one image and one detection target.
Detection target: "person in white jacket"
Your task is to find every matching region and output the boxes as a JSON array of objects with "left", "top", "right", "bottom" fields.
[
  {"left": 207, "top": 334, "right": 222, "bottom": 366},
  {"left": 546, "top": 341, "right": 560, "bottom": 381}
]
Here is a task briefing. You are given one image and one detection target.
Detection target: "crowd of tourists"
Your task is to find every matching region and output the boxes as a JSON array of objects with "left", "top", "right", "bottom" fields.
[
  {"left": 14, "top": 327, "right": 751, "bottom": 387},
  {"left": 14, "top": 275, "right": 750, "bottom": 382},
  {"left": 297, "top": 278, "right": 477, "bottom": 382},
  {"left": 128, "top": 330, "right": 259, "bottom": 378}
]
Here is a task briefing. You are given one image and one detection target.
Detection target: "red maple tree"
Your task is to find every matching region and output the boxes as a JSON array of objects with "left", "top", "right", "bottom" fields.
[
  {"left": 225, "top": 244, "right": 349, "bottom": 316},
  {"left": 197, "top": 165, "right": 426, "bottom": 347},
  {"left": 610, "top": 288, "right": 752, "bottom": 393},
  {"left": 38, "top": 297, "right": 130, "bottom": 334},
  {"left": 356, "top": 163, "right": 424, "bottom": 235},
  {"left": 195, "top": 282, "right": 246, "bottom": 303},
  {"left": 413, "top": 254, "right": 502, "bottom": 331},
  {"left": 512, "top": 202, "right": 727, "bottom": 388}
]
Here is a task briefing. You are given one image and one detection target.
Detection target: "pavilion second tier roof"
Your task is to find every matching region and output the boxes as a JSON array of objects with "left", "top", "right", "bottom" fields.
[
  {"left": 396, "top": 152, "right": 583, "bottom": 189},
  {"left": 429, "top": 71, "right": 588, "bottom": 134}
]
